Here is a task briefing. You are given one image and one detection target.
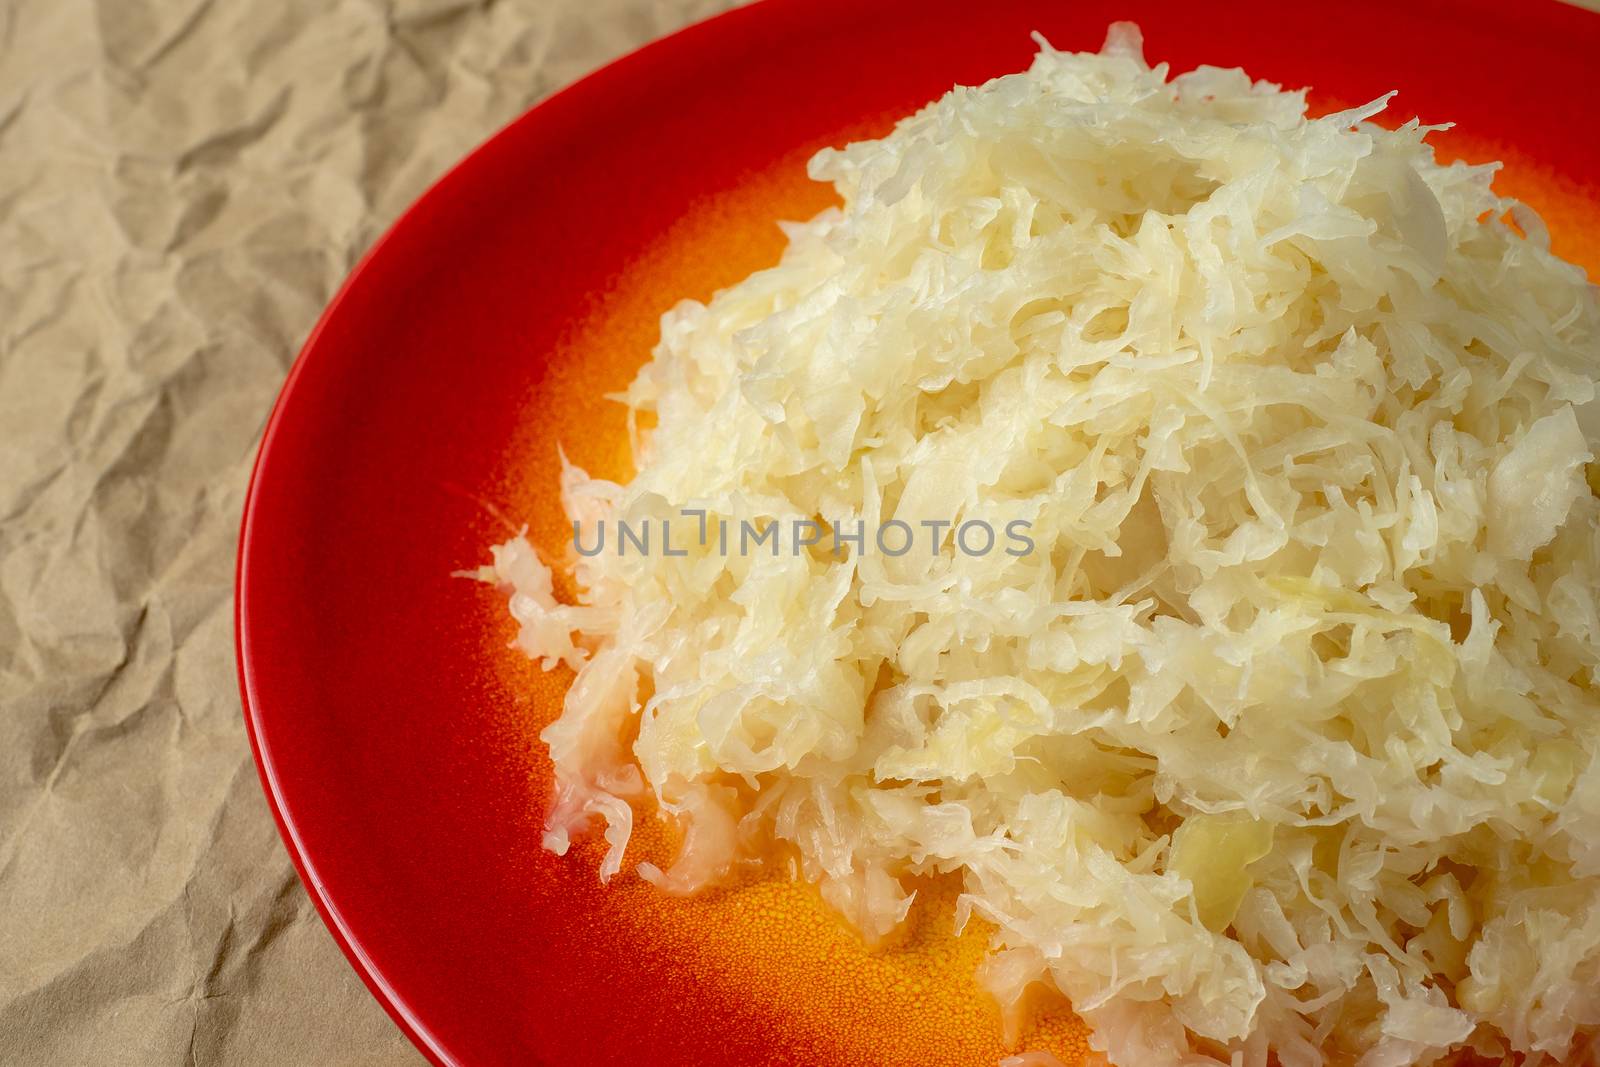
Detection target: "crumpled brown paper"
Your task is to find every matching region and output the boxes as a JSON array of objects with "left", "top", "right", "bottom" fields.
[{"left": 0, "top": 0, "right": 740, "bottom": 1062}]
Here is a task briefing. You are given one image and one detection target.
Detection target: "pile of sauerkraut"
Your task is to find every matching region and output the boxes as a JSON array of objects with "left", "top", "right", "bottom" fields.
[{"left": 483, "top": 25, "right": 1600, "bottom": 1066}]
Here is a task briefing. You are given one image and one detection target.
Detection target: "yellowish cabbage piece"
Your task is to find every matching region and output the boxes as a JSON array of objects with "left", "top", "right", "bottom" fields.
[
  {"left": 484, "top": 23, "right": 1600, "bottom": 1067},
  {"left": 1169, "top": 813, "right": 1274, "bottom": 933}
]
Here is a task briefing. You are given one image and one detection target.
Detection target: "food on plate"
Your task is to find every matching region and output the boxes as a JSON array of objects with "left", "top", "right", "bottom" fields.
[{"left": 479, "top": 24, "right": 1600, "bottom": 1067}]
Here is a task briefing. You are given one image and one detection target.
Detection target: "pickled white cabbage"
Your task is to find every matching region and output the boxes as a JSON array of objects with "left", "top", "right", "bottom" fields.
[{"left": 484, "top": 24, "right": 1600, "bottom": 1066}]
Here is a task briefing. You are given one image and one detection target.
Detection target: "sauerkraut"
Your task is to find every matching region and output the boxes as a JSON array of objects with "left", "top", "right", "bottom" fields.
[{"left": 481, "top": 24, "right": 1600, "bottom": 1066}]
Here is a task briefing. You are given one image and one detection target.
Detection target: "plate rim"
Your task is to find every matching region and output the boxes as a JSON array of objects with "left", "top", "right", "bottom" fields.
[{"left": 232, "top": 1, "right": 806, "bottom": 1062}]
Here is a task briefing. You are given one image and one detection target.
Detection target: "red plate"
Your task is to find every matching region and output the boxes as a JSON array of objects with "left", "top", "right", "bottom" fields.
[{"left": 235, "top": 1, "right": 1600, "bottom": 1064}]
